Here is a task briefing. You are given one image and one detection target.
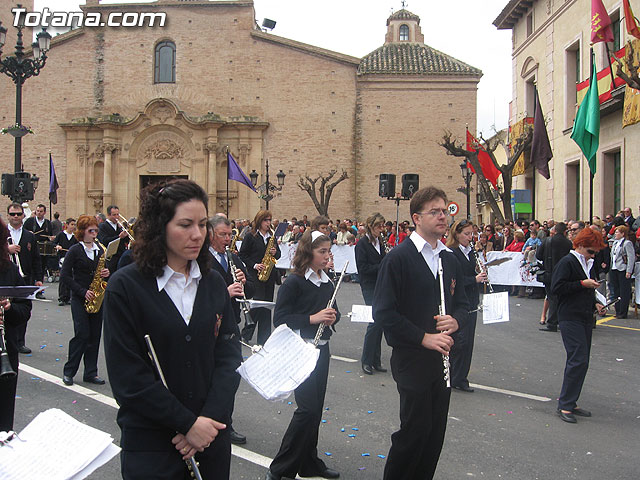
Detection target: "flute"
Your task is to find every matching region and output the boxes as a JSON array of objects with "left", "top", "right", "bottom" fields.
[
  {"left": 437, "top": 258, "right": 451, "bottom": 388},
  {"left": 313, "top": 261, "right": 348, "bottom": 347},
  {"left": 144, "top": 335, "right": 204, "bottom": 480}
]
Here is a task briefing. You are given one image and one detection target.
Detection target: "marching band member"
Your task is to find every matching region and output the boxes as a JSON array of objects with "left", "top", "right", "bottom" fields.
[
  {"left": 355, "top": 212, "right": 387, "bottom": 375},
  {"left": 98, "top": 205, "right": 129, "bottom": 273},
  {"left": 208, "top": 214, "right": 255, "bottom": 445},
  {"left": 373, "top": 186, "right": 468, "bottom": 480},
  {"left": 6, "top": 202, "right": 42, "bottom": 355},
  {"left": 266, "top": 230, "right": 340, "bottom": 480},
  {"left": 239, "top": 210, "right": 281, "bottom": 345},
  {"left": 0, "top": 219, "right": 32, "bottom": 432},
  {"left": 447, "top": 219, "right": 485, "bottom": 392},
  {"left": 103, "top": 179, "right": 241, "bottom": 479},
  {"left": 60, "top": 215, "right": 109, "bottom": 386},
  {"left": 53, "top": 218, "right": 78, "bottom": 306}
]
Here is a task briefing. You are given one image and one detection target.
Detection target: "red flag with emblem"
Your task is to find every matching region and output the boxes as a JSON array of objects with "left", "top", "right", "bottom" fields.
[{"left": 465, "top": 130, "right": 501, "bottom": 188}]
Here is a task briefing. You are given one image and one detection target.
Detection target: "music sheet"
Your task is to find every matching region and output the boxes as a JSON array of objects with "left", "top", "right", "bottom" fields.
[
  {"left": 0, "top": 408, "right": 120, "bottom": 480},
  {"left": 236, "top": 324, "right": 320, "bottom": 401},
  {"left": 350, "top": 304, "right": 374, "bottom": 323},
  {"left": 482, "top": 292, "right": 510, "bottom": 324},
  {"left": 104, "top": 238, "right": 121, "bottom": 260}
]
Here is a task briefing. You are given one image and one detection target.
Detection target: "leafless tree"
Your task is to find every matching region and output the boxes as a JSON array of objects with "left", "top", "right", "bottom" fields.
[
  {"left": 297, "top": 168, "right": 349, "bottom": 217},
  {"left": 439, "top": 128, "right": 533, "bottom": 222},
  {"left": 613, "top": 40, "right": 640, "bottom": 90}
]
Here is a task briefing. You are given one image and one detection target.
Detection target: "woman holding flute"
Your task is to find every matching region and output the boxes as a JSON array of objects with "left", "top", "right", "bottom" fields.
[
  {"left": 103, "top": 179, "right": 241, "bottom": 479},
  {"left": 266, "top": 230, "right": 340, "bottom": 480}
]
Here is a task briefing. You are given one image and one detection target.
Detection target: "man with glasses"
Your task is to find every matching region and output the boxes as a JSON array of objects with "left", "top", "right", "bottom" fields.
[
  {"left": 23, "top": 204, "right": 54, "bottom": 299},
  {"left": 6, "top": 203, "right": 43, "bottom": 354},
  {"left": 207, "top": 215, "right": 254, "bottom": 445},
  {"left": 568, "top": 221, "right": 585, "bottom": 242},
  {"left": 374, "top": 186, "right": 468, "bottom": 480}
]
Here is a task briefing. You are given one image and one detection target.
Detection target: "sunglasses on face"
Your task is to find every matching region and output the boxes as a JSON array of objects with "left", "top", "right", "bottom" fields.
[
  {"left": 8, "top": 212, "right": 23, "bottom": 217},
  {"left": 87, "top": 229, "right": 99, "bottom": 233}
]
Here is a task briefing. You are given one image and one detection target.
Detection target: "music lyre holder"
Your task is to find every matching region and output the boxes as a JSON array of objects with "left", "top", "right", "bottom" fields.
[{"left": 384, "top": 195, "right": 411, "bottom": 245}]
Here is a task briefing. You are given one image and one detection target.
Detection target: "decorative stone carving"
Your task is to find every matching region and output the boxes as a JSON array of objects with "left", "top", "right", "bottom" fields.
[
  {"left": 76, "top": 144, "right": 89, "bottom": 166},
  {"left": 87, "top": 191, "right": 103, "bottom": 211},
  {"left": 204, "top": 142, "right": 217, "bottom": 153},
  {"left": 142, "top": 138, "right": 184, "bottom": 173},
  {"left": 94, "top": 144, "right": 105, "bottom": 158},
  {"left": 152, "top": 104, "right": 174, "bottom": 124},
  {"left": 546, "top": 0, "right": 552, "bottom": 14},
  {"left": 124, "top": 143, "right": 130, "bottom": 151}
]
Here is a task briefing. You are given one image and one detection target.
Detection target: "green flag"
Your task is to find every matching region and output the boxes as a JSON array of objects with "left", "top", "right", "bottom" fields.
[{"left": 571, "top": 55, "right": 600, "bottom": 174}]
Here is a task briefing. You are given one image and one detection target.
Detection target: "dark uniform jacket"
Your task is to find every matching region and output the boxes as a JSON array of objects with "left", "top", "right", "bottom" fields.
[
  {"left": 23, "top": 217, "right": 53, "bottom": 242},
  {"left": 9, "top": 228, "right": 42, "bottom": 284},
  {"left": 209, "top": 248, "right": 255, "bottom": 323},
  {"left": 103, "top": 263, "right": 241, "bottom": 451},
  {"left": 60, "top": 242, "right": 105, "bottom": 299},
  {"left": 98, "top": 220, "right": 128, "bottom": 271},
  {"left": 53, "top": 231, "right": 78, "bottom": 261},
  {"left": 239, "top": 231, "right": 281, "bottom": 299},
  {"left": 354, "top": 235, "right": 385, "bottom": 305},
  {"left": 551, "top": 253, "right": 597, "bottom": 321},
  {"left": 536, "top": 234, "right": 572, "bottom": 285},
  {"left": 373, "top": 239, "right": 469, "bottom": 389},
  {"left": 452, "top": 246, "right": 480, "bottom": 310},
  {"left": 0, "top": 263, "right": 33, "bottom": 370}
]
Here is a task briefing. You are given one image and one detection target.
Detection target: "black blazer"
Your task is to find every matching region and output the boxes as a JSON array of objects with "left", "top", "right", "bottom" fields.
[
  {"left": 0, "top": 263, "right": 33, "bottom": 370},
  {"left": 23, "top": 217, "right": 53, "bottom": 242},
  {"left": 209, "top": 249, "right": 255, "bottom": 323},
  {"left": 9, "top": 229, "right": 42, "bottom": 284},
  {"left": 452, "top": 246, "right": 479, "bottom": 309},
  {"left": 238, "top": 231, "right": 281, "bottom": 285},
  {"left": 60, "top": 242, "right": 105, "bottom": 299},
  {"left": 98, "top": 220, "right": 128, "bottom": 270},
  {"left": 354, "top": 235, "right": 385, "bottom": 304},
  {"left": 551, "top": 253, "right": 597, "bottom": 321},
  {"left": 536, "top": 234, "right": 572, "bottom": 284},
  {"left": 373, "top": 240, "right": 470, "bottom": 388},
  {"left": 53, "top": 231, "right": 78, "bottom": 259}
]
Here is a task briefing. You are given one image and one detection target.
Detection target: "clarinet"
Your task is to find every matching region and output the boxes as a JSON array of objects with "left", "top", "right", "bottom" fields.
[
  {"left": 144, "top": 335, "right": 204, "bottom": 480},
  {"left": 6, "top": 238, "right": 25, "bottom": 278},
  {"left": 437, "top": 258, "right": 451, "bottom": 388},
  {"left": 225, "top": 247, "right": 253, "bottom": 325},
  {"left": 313, "top": 262, "right": 348, "bottom": 347},
  {"left": 470, "top": 240, "right": 493, "bottom": 293},
  {"left": 0, "top": 302, "right": 17, "bottom": 379}
]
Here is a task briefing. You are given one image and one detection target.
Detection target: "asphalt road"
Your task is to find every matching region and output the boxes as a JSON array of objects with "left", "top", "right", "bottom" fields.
[{"left": 9, "top": 281, "right": 640, "bottom": 480}]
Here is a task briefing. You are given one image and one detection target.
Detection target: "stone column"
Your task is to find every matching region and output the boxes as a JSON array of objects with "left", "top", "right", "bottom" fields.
[
  {"left": 102, "top": 143, "right": 116, "bottom": 208},
  {"left": 204, "top": 142, "right": 218, "bottom": 213}
]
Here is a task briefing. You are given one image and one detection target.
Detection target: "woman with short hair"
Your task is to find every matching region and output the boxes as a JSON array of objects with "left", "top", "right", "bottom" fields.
[{"left": 609, "top": 225, "right": 635, "bottom": 319}]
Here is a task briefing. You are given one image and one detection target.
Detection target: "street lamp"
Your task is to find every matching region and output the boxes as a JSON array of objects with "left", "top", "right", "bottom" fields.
[
  {"left": 249, "top": 159, "right": 286, "bottom": 211},
  {"left": 460, "top": 161, "right": 473, "bottom": 220},
  {"left": 0, "top": 7, "right": 52, "bottom": 203}
]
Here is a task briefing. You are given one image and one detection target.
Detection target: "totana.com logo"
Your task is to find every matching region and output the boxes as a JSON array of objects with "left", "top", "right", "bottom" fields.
[{"left": 11, "top": 6, "right": 167, "bottom": 28}]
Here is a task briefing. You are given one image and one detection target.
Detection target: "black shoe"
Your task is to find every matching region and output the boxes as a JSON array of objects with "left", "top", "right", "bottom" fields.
[
  {"left": 539, "top": 326, "right": 557, "bottom": 332},
  {"left": 83, "top": 376, "right": 106, "bottom": 385},
  {"left": 36, "top": 292, "right": 46, "bottom": 299},
  {"left": 18, "top": 345, "right": 32, "bottom": 354},
  {"left": 557, "top": 409, "right": 577, "bottom": 423},
  {"left": 362, "top": 364, "right": 374, "bottom": 375},
  {"left": 58, "top": 300, "right": 66, "bottom": 306},
  {"left": 372, "top": 364, "right": 387, "bottom": 373},
  {"left": 453, "top": 385, "right": 474, "bottom": 393},
  {"left": 572, "top": 407, "right": 592, "bottom": 417},
  {"left": 62, "top": 375, "right": 74, "bottom": 386},
  {"left": 615, "top": 314, "right": 628, "bottom": 319},
  {"left": 300, "top": 468, "right": 340, "bottom": 479},
  {"left": 229, "top": 428, "right": 247, "bottom": 445}
]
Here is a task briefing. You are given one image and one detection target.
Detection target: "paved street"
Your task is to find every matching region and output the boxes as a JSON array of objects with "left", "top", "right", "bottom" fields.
[{"left": 11, "top": 281, "right": 639, "bottom": 479}]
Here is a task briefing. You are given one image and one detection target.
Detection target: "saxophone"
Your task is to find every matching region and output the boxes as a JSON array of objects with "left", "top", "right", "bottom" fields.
[
  {"left": 85, "top": 241, "right": 108, "bottom": 313},
  {"left": 257, "top": 229, "right": 277, "bottom": 282},
  {"left": 230, "top": 228, "right": 240, "bottom": 253}
]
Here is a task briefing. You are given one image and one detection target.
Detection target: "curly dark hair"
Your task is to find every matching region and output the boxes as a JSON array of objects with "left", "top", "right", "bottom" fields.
[
  {"left": 292, "top": 230, "right": 331, "bottom": 276},
  {"left": 133, "top": 179, "right": 211, "bottom": 278},
  {"left": 0, "top": 219, "right": 11, "bottom": 271}
]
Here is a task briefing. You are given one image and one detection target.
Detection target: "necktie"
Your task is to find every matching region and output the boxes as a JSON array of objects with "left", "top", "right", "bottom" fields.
[{"left": 219, "top": 252, "right": 228, "bottom": 272}]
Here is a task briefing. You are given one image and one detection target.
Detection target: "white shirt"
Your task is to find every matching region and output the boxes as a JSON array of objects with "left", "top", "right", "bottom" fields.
[
  {"left": 36, "top": 217, "right": 45, "bottom": 228},
  {"left": 82, "top": 242, "right": 100, "bottom": 261},
  {"left": 259, "top": 230, "right": 271, "bottom": 245},
  {"left": 209, "top": 246, "right": 227, "bottom": 270},
  {"left": 106, "top": 219, "right": 118, "bottom": 231},
  {"left": 8, "top": 225, "right": 22, "bottom": 246},
  {"left": 409, "top": 231, "right": 451, "bottom": 278},
  {"left": 570, "top": 250, "right": 593, "bottom": 278},
  {"left": 156, "top": 261, "right": 202, "bottom": 325},
  {"left": 64, "top": 231, "right": 74, "bottom": 241},
  {"left": 369, "top": 235, "right": 381, "bottom": 254},
  {"left": 459, "top": 244, "right": 472, "bottom": 261}
]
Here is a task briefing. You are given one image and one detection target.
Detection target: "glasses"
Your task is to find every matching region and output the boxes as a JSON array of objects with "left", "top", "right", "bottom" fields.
[
  {"left": 569, "top": 228, "right": 579, "bottom": 232},
  {"left": 416, "top": 208, "right": 448, "bottom": 218},
  {"left": 8, "top": 212, "right": 23, "bottom": 217},
  {"left": 87, "top": 228, "right": 99, "bottom": 233}
]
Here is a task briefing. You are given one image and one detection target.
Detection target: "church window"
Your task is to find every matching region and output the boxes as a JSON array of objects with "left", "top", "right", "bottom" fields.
[
  {"left": 399, "top": 24, "right": 409, "bottom": 41},
  {"left": 154, "top": 41, "right": 176, "bottom": 83}
]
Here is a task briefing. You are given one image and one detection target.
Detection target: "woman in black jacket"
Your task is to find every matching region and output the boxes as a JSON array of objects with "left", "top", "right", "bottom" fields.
[
  {"left": 0, "top": 219, "right": 32, "bottom": 432},
  {"left": 103, "top": 179, "right": 241, "bottom": 479},
  {"left": 266, "top": 230, "right": 340, "bottom": 480},
  {"left": 60, "top": 215, "right": 110, "bottom": 386},
  {"left": 551, "top": 228, "right": 607, "bottom": 424}
]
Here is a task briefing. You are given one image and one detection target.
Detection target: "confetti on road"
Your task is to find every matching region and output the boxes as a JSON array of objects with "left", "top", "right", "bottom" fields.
[
  {"left": 367, "top": 410, "right": 374, "bottom": 414},
  {"left": 287, "top": 402, "right": 292, "bottom": 405},
  {"left": 72, "top": 400, "right": 77, "bottom": 404},
  {"left": 362, "top": 453, "right": 370, "bottom": 457},
  {"left": 340, "top": 428, "right": 345, "bottom": 432},
  {"left": 358, "top": 467, "right": 366, "bottom": 470},
  {"left": 377, "top": 454, "right": 386, "bottom": 459},
  {"left": 55, "top": 358, "right": 60, "bottom": 361},
  {"left": 507, "top": 411, "right": 513, "bottom": 414},
  {"left": 324, "top": 452, "right": 332, "bottom": 456},
  {"left": 345, "top": 370, "right": 351, "bottom": 373},
  {"left": 352, "top": 427, "right": 359, "bottom": 431},
  {"left": 321, "top": 420, "right": 327, "bottom": 423},
  {"left": 616, "top": 358, "right": 623, "bottom": 362},
  {"left": 40, "top": 345, "right": 46, "bottom": 349},
  {"left": 488, "top": 413, "right": 496, "bottom": 416},
  {"left": 44, "top": 329, "right": 48, "bottom": 332},
  {"left": 348, "top": 434, "right": 356, "bottom": 437}
]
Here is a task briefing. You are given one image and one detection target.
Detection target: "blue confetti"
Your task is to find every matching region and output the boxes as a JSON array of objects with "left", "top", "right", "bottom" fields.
[
  {"left": 367, "top": 410, "right": 374, "bottom": 414},
  {"left": 287, "top": 402, "right": 292, "bottom": 405},
  {"left": 59, "top": 345, "right": 64, "bottom": 347},
  {"left": 325, "top": 407, "right": 330, "bottom": 411},
  {"left": 352, "top": 428, "right": 359, "bottom": 431},
  {"left": 345, "top": 370, "right": 351, "bottom": 373},
  {"left": 44, "top": 329, "right": 48, "bottom": 332},
  {"left": 324, "top": 452, "right": 332, "bottom": 456},
  {"left": 321, "top": 420, "right": 327, "bottom": 423},
  {"left": 31, "top": 377, "right": 39, "bottom": 380},
  {"left": 362, "top": 453, "right": 370, "bottom": 457},
  {"left": 56, "top": 331, "right": 62, "bottom": 334},
  {"left": 377, "top": 454, "right": 386, "bottom": 459},
  {"left": 40, "top": 345, "right": 46, "bottom": 349},
  {"left": 55, "top": 358, "right": 60, "bottom": 361},
  {"left": 358, "top": 467, "right": 366, "bottom": 470},
  {"left": 25, "top": 354, "right": 32, "bottom": 357},
  {"left": 340, "top": 428, "right": 345, "bottom": 432},
  {"left": 348, "top": 434, "right": 356, "bottom": 437}
]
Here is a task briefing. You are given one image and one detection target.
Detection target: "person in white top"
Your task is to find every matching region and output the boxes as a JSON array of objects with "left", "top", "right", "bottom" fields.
[{"left": 609, "top": 225, "right": 635, "bottom": 318}]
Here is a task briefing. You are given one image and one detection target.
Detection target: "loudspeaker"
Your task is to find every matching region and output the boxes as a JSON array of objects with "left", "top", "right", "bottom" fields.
[
  {"left": 379, "top": 174, "right": 396, "bottom": 198},
  {"left": 401, "top": 174, "right": 419, "bottom": 199},
  {"left": 262, "top": 18, "right": 277, "bottom": 29},
  {"left": 1, "top": 174, "right": 14, "bottom": 197}
]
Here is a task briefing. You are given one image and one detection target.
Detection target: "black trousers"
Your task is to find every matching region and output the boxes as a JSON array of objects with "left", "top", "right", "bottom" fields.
[
  {"left": 270, "top": 344, "right": 330, "bottom": 478},
  {"left": 450, "top": 310, "right": 477, "bottom": 388},
  {"left": 0, "top": 370, "right": 18, "bottom": 431},
  {"left": 121, "top": 429, "right": 231, "bottom": 480},
  {"left": 558, "top": 318, "right": 593, "bottom": 411},
  {"left": 609, "top": 269, "right": 632, "bottom": 317},
  {"left": 63, "top": 295, "right": 103, "bottom": 379},
  {"left": 241, "top": 279, "right": 275, "bottom": 345},
  {"left": 384, "top": 358, "right": 451, "bottom": 480},
  {"left": 544, "top": 283, "right": 559, "bottom": 328},
  {"left": 360, "top": 287, "right": 385, "bottom": 367},
  {"left": 58, "top": 277, "right": 71, "bottom": 302}
]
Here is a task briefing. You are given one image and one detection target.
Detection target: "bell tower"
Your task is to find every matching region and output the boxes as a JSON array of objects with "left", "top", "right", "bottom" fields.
[{"left": 384, "top": 7, "right": 424, "bottom": 44}]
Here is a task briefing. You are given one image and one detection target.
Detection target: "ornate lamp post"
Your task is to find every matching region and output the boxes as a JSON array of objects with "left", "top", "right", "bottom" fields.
[
  {"left": 249, "top": 160, "right": 286, "bottom": 211},
  {"left": 460, "top": 161, "right": 473, "bottom": 220},
  {"left": 0, "top": 7, "right": 52, "bottom": 202}
]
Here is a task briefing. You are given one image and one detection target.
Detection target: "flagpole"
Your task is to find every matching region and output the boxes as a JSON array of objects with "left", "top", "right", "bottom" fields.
[
  {"left": 531, "top": 167, "right": 536, "bottom": 220},
  {"left": 604, "top": 42, "right": 616, "bottom": 92},
  {"left": 226, "top": 146, "right": 229, "bottom": 217},
  {"left": 589, "top": 49, "right": 594, "bottom": 223}
]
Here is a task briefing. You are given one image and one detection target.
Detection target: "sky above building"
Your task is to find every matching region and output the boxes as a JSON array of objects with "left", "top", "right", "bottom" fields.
[{"left": 32, "top": 0, "right": 512, "bottom": 136}]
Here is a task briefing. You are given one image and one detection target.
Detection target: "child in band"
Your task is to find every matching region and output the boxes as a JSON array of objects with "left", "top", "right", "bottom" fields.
[
  {"left": 373, "top": 186, "right": 468, "bottom": 480},
  {"left": 60, "top": 215, "right": 109, "bottom": 386},
  {"left": 103, "top": 180, "right": 241, "bottom": 479},
  {"left": 266, "top": 230, "right": 340, "bottom": 480}
]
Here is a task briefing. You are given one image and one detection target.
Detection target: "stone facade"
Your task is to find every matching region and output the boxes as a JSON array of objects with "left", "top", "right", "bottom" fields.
[
  {"left": 0, "top": 2, "right": 481, "bottom": 222},
  {"left": 494, "top": 0, "right": 640, "bottom": 221}
]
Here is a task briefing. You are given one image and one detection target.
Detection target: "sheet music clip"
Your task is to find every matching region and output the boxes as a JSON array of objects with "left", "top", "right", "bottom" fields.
[
  {"left": 239, "top": 339, "right": 264, "bottom": 355},
  {"left": 0, "top": 431, "right": 25, "bottom": 448}
]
